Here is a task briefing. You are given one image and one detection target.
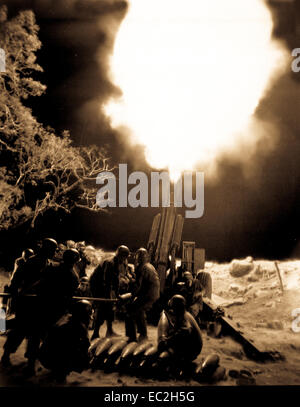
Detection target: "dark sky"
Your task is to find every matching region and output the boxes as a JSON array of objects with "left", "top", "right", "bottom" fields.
[{"left": 2, "top": 0, "right": 300, "bottom": 260}]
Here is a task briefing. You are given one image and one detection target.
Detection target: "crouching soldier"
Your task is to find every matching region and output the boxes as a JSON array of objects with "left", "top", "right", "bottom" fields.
[
  {"left": 174, "top": 271, "right": 204, "bottom": 323},
  {"left": 38, "top": 300, "right": 92, "bottom": 383},
  {"left": 125, "top": 248, "right": 160, "bottom": 342},
  {"left": 157, "top": 294, "right": 203, "bottom": 365}
]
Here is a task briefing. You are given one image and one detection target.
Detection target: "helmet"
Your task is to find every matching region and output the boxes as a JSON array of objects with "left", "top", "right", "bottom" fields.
[
  {"left": 22, "top": 248, "right": 34, "bottom": 260},
  {"left": 41, "top": 238, "right": 58, "bottom": 258},
  {"left": 116, "top": 245, "right": 130, "bottom": 258},
  {"left": 66, "top": 240, "right": 76, "bottom": 248},
  {"left": 168, "top": 294, "right": 186, "bottom": 316},
  {"left": 135, "top": 248, "right": 148, "bottom": 264},
  {"left": 63, "top": 249, "right": 80, "bottom": 265},
  {"left": 76, "top": 241, "right": 85, "bottom": 249},
  {"left": 183, "top": 271, "right": 193, "bottom": 281}
]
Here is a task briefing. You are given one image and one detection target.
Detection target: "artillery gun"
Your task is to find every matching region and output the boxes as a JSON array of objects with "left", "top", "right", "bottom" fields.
[
  {"left": 146, "top": 203, "right": 209, "bottom": 298},
  {"left": 146, "top": 205, "right": 278, "bottom": 361}
]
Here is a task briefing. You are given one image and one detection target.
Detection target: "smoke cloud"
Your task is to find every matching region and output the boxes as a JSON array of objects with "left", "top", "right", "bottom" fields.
[{"left": 3, "top": 0, "right": 300, "bottom": 259}]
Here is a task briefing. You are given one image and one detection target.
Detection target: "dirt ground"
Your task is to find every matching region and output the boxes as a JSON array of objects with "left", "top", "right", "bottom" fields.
[{"left": 1, "top": 258, "right": 300, "bottom": 387}]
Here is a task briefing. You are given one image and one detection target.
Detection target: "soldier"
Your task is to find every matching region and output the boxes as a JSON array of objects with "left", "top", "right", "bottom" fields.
[
  {"left": 174, "top": 271, "right": 204, "bottom": 322},
  {"left": 89, "top": 245, "right": 130, "bottom": 339},
  {"left": 37, "top": 248, "right": 80, "bottom": 332},
  {"left": 0, "top": 238, "right": 58, "bottom": 375},
  {"left": 12, "top": 248, "right": 34, "bottom": 277},
  {"left": 119, "top": 259, "right": 135, "bottom": 295},
  {"left": 75, "top": 241, "right": 91, "bottom": 278},
  {"left": 3, "top": 248, "right": 34, "bottom": 318},
  {"left": 77, "top": 276, "right": 91, "bottom": 297},
  {"left": 125, "top": 248, "right": 160, "bottom": 342},
  {"left": 157, "top": 294, "right": 203, "bottom": 364},
  {"left": 39, "top": 300, "right": 92, "bottom": 383}
]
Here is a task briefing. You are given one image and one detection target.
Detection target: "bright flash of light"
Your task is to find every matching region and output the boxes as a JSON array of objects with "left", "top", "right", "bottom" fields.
[{"left": 104, "top": 0, "right": 287, "bottom": 180}]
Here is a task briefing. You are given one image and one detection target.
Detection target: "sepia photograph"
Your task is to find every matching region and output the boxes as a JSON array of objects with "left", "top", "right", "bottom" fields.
[{"left": 1, "top": 0, "right": 300, "bottom": 395}]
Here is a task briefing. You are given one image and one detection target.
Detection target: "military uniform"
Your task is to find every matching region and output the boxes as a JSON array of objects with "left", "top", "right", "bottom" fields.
[
  {"left": 89, "top": 256, "right": 121, "bottom": 337},
  {"left": 157, "top": 309, "right": 203, "bottom": 362},
  {"left": 3, "top": 254, "right": 53, "bottom": 361},
  {"left": 174, "top": 278, "right": 203, "bottom": 319},
  {"left": 39, "top": 312, "right": 90, "bottom": 380},
  {"left": 37, "top": 262, "right": 80, "bottom": 332},
  {"left": 125, "top": 262, "right": 160, "bottom": 341}
]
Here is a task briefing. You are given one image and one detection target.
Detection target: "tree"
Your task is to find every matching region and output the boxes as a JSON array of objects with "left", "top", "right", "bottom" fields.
[{"left": 0, "top": 6, "right": 112, "bottom": 231}]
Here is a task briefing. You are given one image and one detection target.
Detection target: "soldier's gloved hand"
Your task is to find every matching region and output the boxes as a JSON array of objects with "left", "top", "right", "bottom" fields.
[{"left": 117, "top": 292, "right": 132, "bottom": 304}]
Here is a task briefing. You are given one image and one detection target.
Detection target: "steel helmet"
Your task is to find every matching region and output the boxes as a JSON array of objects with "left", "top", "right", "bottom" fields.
[
  {"left": 168, "top": 294, "right": 186, "bottom": 316},
  {"left": 41, "top": 238, "right": 58, "bottom": 258},
  {"left": 135, "top": 248, "right": 148, "bottom": 264},
  {"left": 116, "top": 245, "right": 130, "bottom": 257},
  {"left": 22, "top": 248, "right": 34, "bottom": 260}
]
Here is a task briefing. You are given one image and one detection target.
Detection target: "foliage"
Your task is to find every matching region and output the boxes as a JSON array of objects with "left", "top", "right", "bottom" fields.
[{"left": 0, "top": 6, "right": 111, "bottom": 230}]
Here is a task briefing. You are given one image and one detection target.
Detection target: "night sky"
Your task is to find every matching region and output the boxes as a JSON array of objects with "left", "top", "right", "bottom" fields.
[{"left": 2, "top": 0, "right": 300, "bottom": 261}]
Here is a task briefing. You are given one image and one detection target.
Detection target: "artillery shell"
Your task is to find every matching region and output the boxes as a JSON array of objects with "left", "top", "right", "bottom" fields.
[
  {"left": 201, "top": 353, "right": 220, "bottom": 376},
  {"left": 138, "top": 346, "right": 158, "bottom": 369},
  {"left": 94, "top": 338, "right": 113, "bottom": 359},
  {"left": 121, "top": 341, "right": 139, "bottom": 360},
  {"left": 133, "top": 341, "right": 153, "bottom": 358},
  {"left": 88, "top": 337, "right": 105, "bottom": 356},
  {"left": 210, "top": 366, "right": 227, "bottom": 383},
  {"left": 107, "top": 339, "right": 128, "bottom": 357},
  {"left": 103, "top": 340, "right": 128, "bottom": 371}
]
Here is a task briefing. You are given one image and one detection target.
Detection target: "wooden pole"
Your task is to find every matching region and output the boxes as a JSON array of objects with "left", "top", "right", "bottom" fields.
[
  {"left": 274, "top": 261, "right": 284, "bottom": 293},
  {"left": 0, "top": 293, "right": 118, "bottom": 303}
]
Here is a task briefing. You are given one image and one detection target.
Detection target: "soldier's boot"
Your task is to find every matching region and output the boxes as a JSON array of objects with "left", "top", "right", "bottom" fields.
[
  {"left": 0, "top": 350, "right": 12, "bottom": 367},
  {"left": 137, "top": 334, "right": 148, "bottom": 343},
  {"left": 105, "top": 320, "right": 120, "bottom": 337}
]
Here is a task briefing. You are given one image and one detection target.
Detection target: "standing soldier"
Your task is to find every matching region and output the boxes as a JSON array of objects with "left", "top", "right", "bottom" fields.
[
  {"left": 75, "top": 241, "right": 91, "bottom": 279},
  {"left": 12, "top": 248, "right": 34, "bottom": 277},
  {"left": 37, "top": 248, "right": 80, "bottom": 332},
  {"left": 3, "top": 248, "right": 34, "bottom": 318},
  {"left": 125, "top": 248, "right": 160, "bottom": 343},
  {"left": 0, "top": 238, "right": 58, "bottom": 375},
  {"left": 89, "top": 245, "right": 130, "bottom": 339}
]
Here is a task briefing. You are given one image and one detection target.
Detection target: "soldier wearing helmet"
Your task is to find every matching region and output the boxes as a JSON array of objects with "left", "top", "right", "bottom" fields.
[
  {"left": 89, "top": 245, "right": 130, "bottom": 339},
  {"left": 12, "top": 248, "right": 34, "bottom": 274},
  {"left": 1, "top": 238, "right": 58, "bottom": 373},
  {"left": 173, "top": 270, "right": 204, "bottom": 322},
  {"left": 74, "top": 241, "right": 91, "bottom": 279},
  {"left": 125, "top": 248, "right": 160, "bottom": 342},
  {"left": 157, "top": 294, "right": 203, "bottom": 364},
  {"left": 3, "top": 248, "right": 35, "bottom": 319},
  {"left": 37, "top": 248, "right": 80, "bottom": 330}
]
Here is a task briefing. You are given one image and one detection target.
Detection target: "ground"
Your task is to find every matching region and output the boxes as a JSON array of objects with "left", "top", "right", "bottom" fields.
[{"left": 1, "top": 257, "right": 300, "bottom": 387}]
